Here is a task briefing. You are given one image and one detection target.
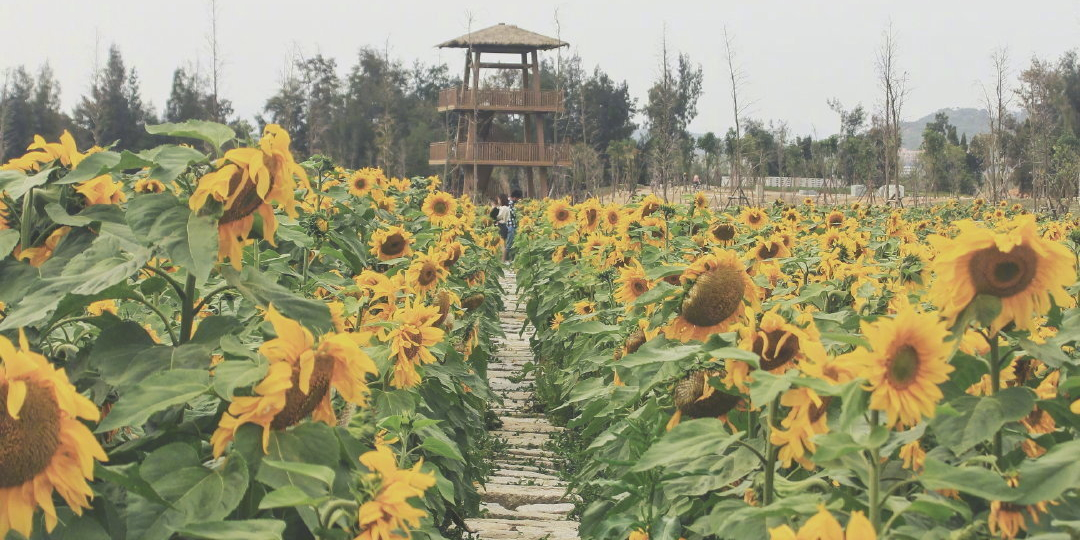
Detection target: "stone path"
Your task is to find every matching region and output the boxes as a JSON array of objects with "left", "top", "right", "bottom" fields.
[{"left": 464, "top": 271, "right": 579, "bottom": 540}]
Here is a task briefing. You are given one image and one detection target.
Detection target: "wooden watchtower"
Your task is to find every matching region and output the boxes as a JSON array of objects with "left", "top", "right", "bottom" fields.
[{"left": 430, "top": 23, "right": 570, "bottom": 198}]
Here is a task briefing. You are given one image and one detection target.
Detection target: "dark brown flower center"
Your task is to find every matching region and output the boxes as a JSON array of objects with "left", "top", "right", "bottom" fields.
[
  {"left": 887, "top": 345, "right": 920, "bottom": 389},
  {"left": 631, "top": 279, "right": 648, "bottom": 296},
  {"left": 432, "top": 200, "right": 448, "bottom": 215},
  {"left": 380, "top": 233, "right": 406, "bottom": 257},
  {"left": 624, "top": 328, "right": 647, "bottom": 355},
  {"left": 271, "top": 352, "right": 335, "bottom": 429},
  {"left": 607, "top": 212, "right": 620, "bottom": 225},
  {"left": 969, "top": 244, "right": 1037, "bottom": 298},
  {"left": 827, "top": 214, "right": 843, "bottom": 227},
  {"left": 586, "top": 209, "right": 598, "bottom": 226},
  {"left": 642, "top": 202, "right": 659, "bottom": 217},
  {"left": 682, "top": 265, "right": 745, "bottom": 327},
  {"left": 555, "top": 209, "right": 570, "bottom": 222},
  {"left": 221, "top": 172, "right": 268, "bottom": 224},
  {"left": 756, "top": 242, "right": 781, "bottom": 260},
  {"left": 0, "top": 381, "right": 63, "bottom": 487},
  {"left": 712, "top": 224, "right": 736, "bottom": 241},
  {"left": 418, "top": 262, "right": 438, "bottom": 286},
  {"left": 754, "top": 329, "right": 800, "bottom": 370}
]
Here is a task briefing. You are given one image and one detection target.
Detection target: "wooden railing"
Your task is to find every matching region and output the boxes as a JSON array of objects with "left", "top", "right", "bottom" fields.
[
  {"left": 429, "top": 142, "right": 570, "bottom": 166},
  {"left": 437, "top": 87, "right": 564, "bottom": 112}
]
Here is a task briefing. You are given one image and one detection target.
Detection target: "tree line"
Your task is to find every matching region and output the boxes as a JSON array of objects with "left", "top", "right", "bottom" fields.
[{"left": 3, "top": 41, "right": 1080, "bottom": 209}]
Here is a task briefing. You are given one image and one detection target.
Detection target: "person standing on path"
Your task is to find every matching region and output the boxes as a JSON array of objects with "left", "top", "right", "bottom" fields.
[{"left": 504, "top": 189, "right": 520, "bottom": 262}]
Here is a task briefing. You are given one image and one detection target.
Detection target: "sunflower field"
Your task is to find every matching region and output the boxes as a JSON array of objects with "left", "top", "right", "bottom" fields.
[
  {"left": 0, "top": 122, "right": 509, "bottom": 540},
  {"left": 513, "top": 194, "right": 1080, "bottom": 539}
]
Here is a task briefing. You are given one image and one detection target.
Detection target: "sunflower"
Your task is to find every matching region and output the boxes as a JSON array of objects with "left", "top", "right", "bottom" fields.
[
  {"left": 693, "top": 191, "right": 708, "bottom": 210},
  {"left": 0, "top": 332, "right": 107, "bottom": 538},
  {"left": 369, "top": 226, "right": 414, "bottom": 261},
  {"left": 348, "top": 167, "right": 386, "bottom": 198},
  {"left": 638, "top": 194, "right": 663, "bottom": 218},
  {"left": 356, "top": 444, "right": 436, "bottom": 540},
  {"left": 824, "top": 210, "right": 845, "bottom": 229},
  {"left": 928, "top": 215, "right": 1075, "bottom": 332},
  {"left": 438, "top": 240, "right": 466, "bottom": 269},
  {"left": 211, "top": 307, "right": 376, "bottom": 456},
  {"left": 76, "top": 174, "right": 126, "bottom": 205},
  {"left": 189, "top": 124, "right": 308, "bottom": 269},
  {"left": 405, "top": 251, "right": 449, "bottom": 293},
  {"left": 665, "top": 249, "right": 758, "bottom": 342},
  {"left": 421, "top": 191, "right": 457, "bottom": 225},
  {"left": 848, "top": 305, "right": 954, "bottom": 429},
  {"left": 14, "top": 226, "right": 71, "bottom": 267},
  {"left": 133, "top": 178, "right": 168, "bottom": 193},
  {"left": 768, "top": 506, "right": 875, "bottom": 540},
  {"left": 708, "top": 221, "right": 737, "bottom": 243},
  {"left": 740, "top": 309, "right": 826, "bottom": 372},
  {"left": 548, "top": 200, "right": 574, "bottom": 228},
  {"left": 574, "top": 299, "right": 597, "bottom": 317},
  {"left": 739, "top": 207, "right": 769, "bottom": 230},
  {"left": 1, "top": 131, "right": 87, "bottom": 172},
  {"left": 614, "top": 259, "right": 652, "bottom": 305},
  {"left": 751, "top": 235, "right": 792, "bottom": 262},
  {"left": 381, "top": 302, "right": 445, "bottom": 388},
  {"left": 602, "top": 206, "right": 623, "bottom": 231},
  {"left": 770, "top": 387, "right": 830, "bottom": 469},
  {"left": 577, "top": 199, "right": 603, "bottom": 232}
]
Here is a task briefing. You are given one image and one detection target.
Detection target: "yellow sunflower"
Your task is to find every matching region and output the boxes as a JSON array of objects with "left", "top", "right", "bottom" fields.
[
  {"left": 369, "top": 226, "right": 414, "bottom": 261},
  {"left": 0, "top": 332, "right": 107, "bottom": 538},
  {"left": 848, "top": 305, "right": 954, "bottom": 429},
  {"left": 751, "top": 235, "right": 792, "bottom": 262},
  {"left": 14, "top": 226, "right": 71, "bottom": 268},
  {"left": 405, "top": 251, "right": 449, "bottom": 293},
  {"left": 738, "top": 207, "right": 769, "bottom": 230},
  {"left": 740, "top": 309, "right": 826, "bottom": 372},
  {"left": 381, "top": 302, "right": 445, "bottom": 388},
  {"left": 133, "top": 178, "right": 168, "bottom": 193},
  {"left": 348, "top": 167, "right": 387, "bottom": 198},
  {"left": 928, "top": 215, "right": 1076, "bottom": 332},
  {"left": 421, "top": 191, "right": 457, "bottom": 225},
  {"left": 548, "top": 200, "right": 574, "bottom": 228},
  {"left": 638, "top": 194, "right": 663, "bottom": 218},
  {"left": 356, "top": 444, "right": 436, "bottom": 540},
  {"left": 693, "top": 191, "right": 708, "bottom": 210},
  {"left": 614, "top": 259, "right": 652, "bottom": 305},
  {"left": 769, "top": 506, "right": 875, "bottom": 540},
  {"left": 577, "top": 199, "right": 603, "bottom": 232},
  {"left": 824, "top": 210, "right": 845, "bottom": 229},
  {"left": 602, "top": 206, "right": 624, "bottom": 232},
  {"left": 574, "top": 299, "right": 598, "bottom": 317},
  {"left": 665, "top": 249, "right": 758, "bottom": 342},
  {"left": 708, "top": 221, "right": 737, "bottom": 244},
  {"left": 211, "top": 307, "right": 376, "bottom": 456},
  {"left": 75, "top": 174, "right": 126, "bottom": 205},
  {"left": 189, "top": 124, "right": 308, "bottom": 269},
  {"left": 1, "top": 131, "right": 87, "bottom": 172}
]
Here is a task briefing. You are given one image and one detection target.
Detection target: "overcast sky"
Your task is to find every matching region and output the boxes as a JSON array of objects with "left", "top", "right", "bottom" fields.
[{"left": 3, "top": 0, "right": 1079, "bottom": 137}]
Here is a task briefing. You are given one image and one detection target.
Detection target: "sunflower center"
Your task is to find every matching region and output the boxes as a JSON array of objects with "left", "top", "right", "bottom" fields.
[
  {"left": 712, "top": 224, "right": 736, "bottom": 241},
  {"left": 555, "top": 209, "right": 570, "bottom": 222},
  {"left": 757, "top": 243, "right": 781, "bottom": 260},
  {"left": 887, "top": 345, "right": 921, "bottom": 388},
  {"left": 271, "top": 353, "right": 335, "bottom": 429},
  {"left": 682, "top": 265, "right": 745, "bottom": 327},
  {"left": 586, "top": 209, "right": 598, "bottom": 225},
  {"left": 380, "top": 233, "right": 406, "bottom": 257},
  {"left": 0, "top": 381, "right": 62, "bottom": 487},
  {"left": 222, "top": 174, "right": 269, "bottom": 224},
  {"left": 418, "top": 262, "right": 438, "bottom": 286},
  {"left": 754, "top": 329, "right": 800, "bottom": 370},
  {"left": 969, "top": 244, "right": 1037, "bottom": 298},
  {"left": 432, "top": 201, "right": 448, "bottom": 215},
  {"left": 642, "top": 202, "right": 659, "bottom": 216},
  {"left": 624, "top": 328, "right": 647, "bottom": 355},
  {"left": 631, "top": 280, "right": 648, "bottom": 296}
]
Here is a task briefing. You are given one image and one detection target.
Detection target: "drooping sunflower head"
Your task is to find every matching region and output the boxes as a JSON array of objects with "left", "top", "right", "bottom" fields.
[
  {"left": 751, "top": 235, "right": 792, "bottom": 261},
  {"left": 0, "top": 331, "right": 107, "bottom": 538},
  {"left": 740, "top": 309, "right": 826, "bottom": 372},
  {"left": 369, "top": 226, "right": 414, "bottom": 261},
  {"left": 638, "top": 194, "right": 663, "bottom": 218},
  {"left": 422, "top": 191, "right": 457, "bottom": 225},
  {"left": 928, "top": 215, "right": 1076, "bottom": 332},
  {"left": 133, "top": 178, "right": 168, "bottom": 194},
  {"left": 739, "top": 207, "right": 769, "bottom": 230},
  {"left": 666, "top": 250, "right": 758, "bottom": 342}
]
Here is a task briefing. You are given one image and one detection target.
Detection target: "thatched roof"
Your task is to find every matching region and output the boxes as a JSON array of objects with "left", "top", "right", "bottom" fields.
[{"left": 437, "top": 23, "right": 568, "bottom": 52}]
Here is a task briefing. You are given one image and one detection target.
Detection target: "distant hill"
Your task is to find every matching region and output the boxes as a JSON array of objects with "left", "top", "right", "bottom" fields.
[{"left": 900, "top": 107, "right": 992, "bottom": 150}]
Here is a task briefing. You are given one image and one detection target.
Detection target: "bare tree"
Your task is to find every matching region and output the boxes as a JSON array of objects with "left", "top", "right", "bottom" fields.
[
  {"left": 980, "top": 47, "right": 1011, "bottom": 204},
  {"left": 723, "top": 27, "right": 751, "bottom": 207},
  {"left": 875, "top": 22, "right": 909, "bottom": 207},
  {"left": 205, "top": 0, "right": 224, "bottom": 122}
]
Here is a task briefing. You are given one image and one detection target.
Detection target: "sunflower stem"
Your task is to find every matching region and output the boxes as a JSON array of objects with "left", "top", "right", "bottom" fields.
[
  {"left": 868, "top": 410, "right": 882, "bottom": 532},
  {"left": 989, "top": 334, "right": 1003, "bottom": 466},
  {"left": 20, "top": 187, "right": 35, "bottom": 249},
  {"left": 179, "top": 274, "right": 197, "bottom": 344},
  {"left": 763, "top": 394, "right": 781, "bottom": 506}
]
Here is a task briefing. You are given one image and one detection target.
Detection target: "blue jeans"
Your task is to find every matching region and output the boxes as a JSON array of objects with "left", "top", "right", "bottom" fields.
[{"left": 505, "top": 226, "right": 516, "bottom": 260}]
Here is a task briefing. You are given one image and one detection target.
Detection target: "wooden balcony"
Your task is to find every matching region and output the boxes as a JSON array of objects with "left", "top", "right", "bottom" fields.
[
  {"left": 437, "top": 87, "right": 564, "bottom": 112},
  {"left": 429, "top": 142, "right": 570, "bottom": 167}
]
